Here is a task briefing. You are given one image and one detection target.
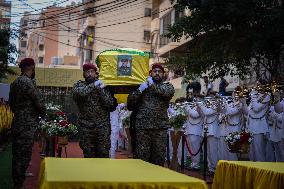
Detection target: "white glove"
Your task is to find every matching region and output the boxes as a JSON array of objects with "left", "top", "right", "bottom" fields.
[
  {"left": 138, "top": 82, "right": 148, "bottom": 92},
  {"left": 147, "top": 76, "right": 154, "bottom": 86},
  {"left": 94, "top": 80, "right": 105, "bottom": 88}
]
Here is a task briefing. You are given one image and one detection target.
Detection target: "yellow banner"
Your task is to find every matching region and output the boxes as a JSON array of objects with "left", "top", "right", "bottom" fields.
[{"left": 4, "top": 67, "right": 83, "bottom": 87}]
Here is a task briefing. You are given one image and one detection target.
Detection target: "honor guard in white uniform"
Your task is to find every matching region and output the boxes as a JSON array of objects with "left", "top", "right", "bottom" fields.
[
  {"left": 247, "top": 90, "right": 270, "bottom": 161},
  {"left": 274, "top": 96, "right": 284, "bottom": 161},
  {"left": 199, "top": 99, "right": 220, "bottom": 173},
  {"left": 218, "top": 98, "right": 243, "bottom": 161},
  {"left": 110, "top": 105, "right": 121, "bottom": 158},
  {"left": 184, "top": 102, "right": 204, "bottom": 169},
  {"left": 266, "top": 106, "right": 283, "bottom": 162}
]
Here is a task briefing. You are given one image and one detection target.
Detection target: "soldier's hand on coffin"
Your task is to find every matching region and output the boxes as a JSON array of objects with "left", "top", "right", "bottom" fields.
[
  {"left": 138, "top": 82, "right": 148, "bottom": 92},
  {"left": 147, "top": 76, "right": 154, "bottom": 86}
]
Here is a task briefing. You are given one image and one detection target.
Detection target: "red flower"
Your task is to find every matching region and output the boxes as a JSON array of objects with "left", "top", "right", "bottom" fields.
[
  {"left": 56, "top": 111, "right": 65, "bottom": 116},
  {"left": 240, "top": 132, "right": 250, "bottom": 143},
  {"left": 59, "top": 120, "right": 69, "bottom": 127}
]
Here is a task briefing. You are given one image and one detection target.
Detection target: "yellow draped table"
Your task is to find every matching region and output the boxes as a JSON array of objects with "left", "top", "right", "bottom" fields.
[
  {"left": 39, "top": 158, "right": 207, "bottom": 189},
  {"left": 212, "top": 160, "right": 284, "bottom": 189}
]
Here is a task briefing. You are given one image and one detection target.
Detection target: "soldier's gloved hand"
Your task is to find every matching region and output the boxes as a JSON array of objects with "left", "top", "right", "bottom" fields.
[
  {"left": 138, "top": 82, "right": 148, "bottom": 92},
  {"left": 94, "top": 80, "right": 105, "bottom": 89},
  {"left": 147, "top": 76, "right": 154, "bottom": 86}
]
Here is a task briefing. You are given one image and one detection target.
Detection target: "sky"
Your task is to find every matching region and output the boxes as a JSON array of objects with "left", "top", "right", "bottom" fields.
[{"left": 10, "top": 0, "right": 81, "bottom": 49}]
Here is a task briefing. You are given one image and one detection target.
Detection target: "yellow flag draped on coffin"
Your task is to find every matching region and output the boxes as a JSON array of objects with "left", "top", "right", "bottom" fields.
[
  {"left": 96, "top": 48, "right": 150, "bottom": 103},
  {"left": 97, "top": 48, "right": 150, "bottom": 85}
]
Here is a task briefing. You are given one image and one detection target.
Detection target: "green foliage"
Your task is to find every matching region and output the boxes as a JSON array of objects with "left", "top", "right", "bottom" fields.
[
  {"left": 169, "top": 113, "right": 187, "bottom": 129},
  {"left": 0, "top": 144, "right": 12, "bottom": 189},
  {"left": 0, "top": 29, "right": 18, "bottom": 82},
  {"left": 166, "top": 0, "right": 284, "bottom": 81}
]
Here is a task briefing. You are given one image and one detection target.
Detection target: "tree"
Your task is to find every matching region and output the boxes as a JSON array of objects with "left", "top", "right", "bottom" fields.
[
  {"left": 165, "top": 0, "right": 284, "bottom": 82},
  {"left": 0, "top": 29, "right": 18, "bottom": 82}
]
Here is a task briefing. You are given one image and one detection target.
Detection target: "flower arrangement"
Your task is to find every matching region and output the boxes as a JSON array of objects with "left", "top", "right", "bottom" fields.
[
  {"left": 225, "top": 131, "right": 253, "bottom": 153},
  {"left": 169, "top": 103, "right": 187, "bottom": 129},
  {"left": 39, "top": 103, "right": 78, "bottom": 136}
]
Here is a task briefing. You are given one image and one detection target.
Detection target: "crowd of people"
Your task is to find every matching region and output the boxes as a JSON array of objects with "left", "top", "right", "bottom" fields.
[
  {"left": 8, "top": 57, "right": 284, "bottom": 189},
  {"left": 172, "top": 82, "right": 284, "bottom": 175}
]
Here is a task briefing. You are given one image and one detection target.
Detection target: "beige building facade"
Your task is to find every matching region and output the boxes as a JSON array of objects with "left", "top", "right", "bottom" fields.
[
  {"left": 18, "top": 3, "right": 81, "bottom": 68},
  {"left": 77, "top": 0, "right": 152, "bottom": 66}
]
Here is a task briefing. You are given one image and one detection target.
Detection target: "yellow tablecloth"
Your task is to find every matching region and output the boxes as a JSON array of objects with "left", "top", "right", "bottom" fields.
[
  {"left": 212, "top": 160, "right": 284, "bottom": 189},
  {"left": 39, "top": 158, "right": 207, "bottom": 189}
]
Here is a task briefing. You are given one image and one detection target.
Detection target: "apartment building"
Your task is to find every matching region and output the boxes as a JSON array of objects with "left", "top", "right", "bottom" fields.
[
  {"left": 77, "top": 0, "right": 152, "bottom": 66},
  {"left": 18, "top": 12, "right": 39, "bottom": 63},
  {"left": 18, "top": 2, "right": 82, "bottom": 68}
]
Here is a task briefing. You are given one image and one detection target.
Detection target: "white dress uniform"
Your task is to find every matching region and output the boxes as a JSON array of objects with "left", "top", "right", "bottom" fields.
[
  {"left": 109, "top": 104, "right": 125, "bottom": 158},
  {"left": 167, "top": 107, "right": 175, "bottom": 161},
  {"left": 110, "top": 108, "right": 120, "bottom": 158},
  {"left": 274, "top": 99, "right": 284, "bottom": 161},
  {"left": 247, "top": 93, "right": 270, "bottom": 161},
  {"left": 184, "top": 105, "right": 204, "bottom": 169},
  {"left": 217, "top": 101, "right": 243, "bottom": 161},
  {"left": 200, "top": 103, "right": 219, "bottom": 172},
  {"left": 265, "top": 106, "right": 283, "bottom": 162}
]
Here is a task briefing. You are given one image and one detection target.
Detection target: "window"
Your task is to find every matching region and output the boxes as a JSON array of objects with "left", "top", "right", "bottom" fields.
[
  {"left": 159, "top": 10, "right": 178, "bottom": 47},
  {"left": 21, "top": 41, "right": 27, "bottom": 48},
  {"left": 39, "top": 57, "right": 44, "bottom": 64},
  {"left": 144, "top": 30, "right": 150, "bottom": 43},
  {"left": 23, "top": 20, "right": 27, "bottom": 27},
  {"left": 39, "top": 44, "right": 44, "bottom": 51},
  {"left": 144, "top": 8, "right": 152, "bottom": 17}
]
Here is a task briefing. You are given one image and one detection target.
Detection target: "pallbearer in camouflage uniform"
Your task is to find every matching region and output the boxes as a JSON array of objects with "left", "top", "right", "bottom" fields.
[
  {"left": 72, "top": 63, "right": 117, "bottom": 158},
  {"left": 9, "top": 58, "right": 45, "bottom": 189},
  {"left": 127, "top": 63, "right": 175, "bottom": 166}
]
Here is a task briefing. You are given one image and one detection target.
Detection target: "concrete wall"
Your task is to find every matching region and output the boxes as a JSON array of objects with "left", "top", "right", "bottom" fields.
[{"left": 93, "top": 0, "right": 152, "bottom": 58}]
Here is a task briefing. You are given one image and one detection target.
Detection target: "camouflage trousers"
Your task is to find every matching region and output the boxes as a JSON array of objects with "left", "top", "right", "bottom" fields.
[
  {"left": 134, "top": 129, "right": 167, "bottom": 166},
  {"left": 78, "top": 126, "right": 110, "bottom": 158},
  {"left": 12, "top": 121, "right": 36, "bottom": 189}
]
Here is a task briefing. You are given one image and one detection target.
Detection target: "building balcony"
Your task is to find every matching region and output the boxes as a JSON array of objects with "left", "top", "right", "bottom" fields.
[
  {"left": 151, "top": 18, "right": 159, "bottom": 33},
  {"left": 157, "top": 36, "right": 191, "bottom": 58}
]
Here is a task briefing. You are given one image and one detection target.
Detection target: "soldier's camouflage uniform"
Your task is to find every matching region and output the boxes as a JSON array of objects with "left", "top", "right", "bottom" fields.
[
  {"left": 127, "top": 82, "right": 174, "bottom": 166},
  {"left": 72, "top": 80, "right": 117, "bottom": 158},
  {"left": 9, "top": 74, "right": 45, "bottom": 189}
]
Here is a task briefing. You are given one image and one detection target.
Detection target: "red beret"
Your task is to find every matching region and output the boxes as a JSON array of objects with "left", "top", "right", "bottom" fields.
[
  {"left": 19, "top": 58, "right": 35, "bottom": 69},
  {"left": 151, "top": 63, "right": 165, "bottom": 73},
  {"left": 83, "top": 63, "right": 97, "bottom": 72}
]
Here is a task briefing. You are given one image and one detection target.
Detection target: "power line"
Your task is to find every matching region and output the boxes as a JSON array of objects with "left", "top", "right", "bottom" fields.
[
  {"left": 14, "top": 0, "right": 134, "bottom": 30},
  {"left": 14, "top": 0, "right": 142, "bottom": 41},
  {"left": 26, "top": 0, "right": 136, "bottom": 23},
  {"left": 13, "top": 0, "right": 74, "bottom": 16},
  {"left": 18, "top": 4, "right": 172, "bottom": 31},
  {"left": 35, "top": 30, "right": 181, "bottom": 47},
  {"left": 13, "top": 5, "right": 173, "bottom": 49},
  {"left": 12, "top": 1, "right": 133, "bottom": 37}
]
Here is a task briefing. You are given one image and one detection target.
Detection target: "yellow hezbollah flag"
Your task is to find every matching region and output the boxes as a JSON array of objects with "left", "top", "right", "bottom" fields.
[{"left": 97, "top": 48, "right": 150, "bottom": 86}]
